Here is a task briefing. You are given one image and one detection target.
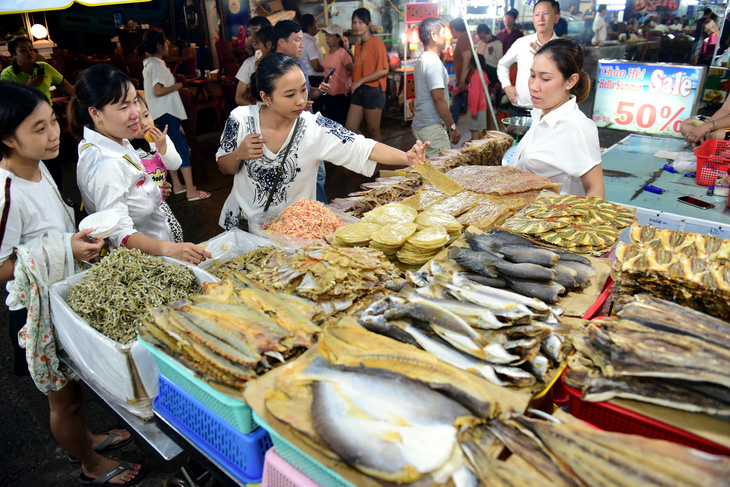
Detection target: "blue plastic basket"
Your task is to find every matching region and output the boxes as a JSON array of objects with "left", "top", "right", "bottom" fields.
[
  {"left": 139, "top": 336, "right": 257, "bottom": 433},
  {"left": 253, "top": 411, "right": 354, "bottom": 487},
  {"left": 155, "top": 373, "right": 272, "bottom": 484}
]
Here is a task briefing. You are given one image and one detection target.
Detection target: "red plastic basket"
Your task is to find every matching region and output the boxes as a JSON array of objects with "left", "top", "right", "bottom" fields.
[
  {"left": 582, "top": 278, "right": 615, "bottom": 320},
  {"left": 562, "top": 376, "right": 730, "bottom": 456},
  {"left": 694, "top": 139, "right": 730, "bottom": 186}
]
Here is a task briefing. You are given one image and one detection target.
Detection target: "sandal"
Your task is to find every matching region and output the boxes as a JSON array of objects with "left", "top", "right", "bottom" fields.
[
  {"left": 187, "top": 190, "right": 211, "bottom": 202},
  {"left": 79, "top": 460, "right": 147, "bottom": 486},
  {"left": 69, "top": 431, "right": 134, "bottom": 463}
]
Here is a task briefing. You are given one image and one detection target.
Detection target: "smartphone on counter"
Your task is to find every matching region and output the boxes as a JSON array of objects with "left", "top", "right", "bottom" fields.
[{"left": 677, "top": 195, "right": 715, "bottom": 209}]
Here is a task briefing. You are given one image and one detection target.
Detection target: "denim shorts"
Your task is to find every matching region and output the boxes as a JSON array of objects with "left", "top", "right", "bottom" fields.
[
  {"left": 351, "top": 84, "right": 385, "bottom": 110},
  {"left": 155, "top": 113, "right": 191, "bottom": 169}
]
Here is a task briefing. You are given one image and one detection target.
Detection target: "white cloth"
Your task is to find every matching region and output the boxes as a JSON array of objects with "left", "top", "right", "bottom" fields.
[
  {"left": 592, "top": 15, "right": 607, "bottom": 45},
  {"left": 302, "top": 32, "right": 324, "bottom": 77},
  {"left": 413, "top": 51, "right": 450, "bottom": 130},
  {"left": 654, "top": 24, "right": 669, "bottom": 33},
  {"left": 514, "top": 96, "right": 601, "bottom": 196},
  {"left": 476, "top": 39, "right": 503, "bottom": 68},
  {"left": 142, "top": 56, "right": 187, "bottom": 121},
  {"left": 216, "top": 105, "right": 377, "bottom": 227},
  {"left": 669, "top": 24, "right": 683, "bottom": 32},
  {"left": 497, "top": 32, "right": 559, "bottom": 109},
  {"left": 77, "top": 127, "right": 174, "bottom": 247},
  {"left": 135, "top": 135, "right": 183, "bottom": 171},
  {"left": 0, "top": 162, "right": 75, "bottom": 309},
  {"left": 235, "top": 56, "right": 257, "bottom": 85}
]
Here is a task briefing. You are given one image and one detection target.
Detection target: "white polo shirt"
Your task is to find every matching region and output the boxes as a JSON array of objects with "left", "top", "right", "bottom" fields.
[
  {"left": 515, "top": 96, "right": 601, "bottom": 196},
  {"left": 497, "top": 32, "right": 559, "bottom": 109},
  {"left": 302, "top": 32, "right": 324, "bottom": 78},
  {"left": 142, "top": 56, "right": 187, "bottom": 121}
]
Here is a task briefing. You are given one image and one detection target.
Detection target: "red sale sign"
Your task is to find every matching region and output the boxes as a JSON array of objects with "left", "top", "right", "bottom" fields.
[
  {"left": 405, "top": 3, "right": 439, "bottom": 23},
  {"left": 592, "top": 61, "right": 704, "bottom": 137}
]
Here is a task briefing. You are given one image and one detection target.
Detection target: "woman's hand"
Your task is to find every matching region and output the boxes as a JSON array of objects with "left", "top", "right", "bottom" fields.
[
  {"left": 71, "top": 228, "right": 106, "bottom": 263},
  {"left": 167, "top": 242, "right": 213, "bottom": 265},
  {"left": 685, "top": 122, "right": 714, "bottom": 145},
  {"left": 147, "top": 125, "right": 169, "bottom": 154},
  {"left": 504, "top": 86, "right": 519, "bottom": 105},
  {"left": 236, "top": 133, "right": 266, "bottom": 160},
  {"left": 406, "top": 140, "right": 430, "bottom": 165},
  {"left": 161, "top": 181, "right": 172, "bottom": 200},
  {"left": 350, "top": 79, "right": 363, "bottom": 94},
  {"left": 318, "top": 80, "right": 331, "bottom": 95},
  {"left": 28, "top": 73, "right": 45, "bottom": 87}
]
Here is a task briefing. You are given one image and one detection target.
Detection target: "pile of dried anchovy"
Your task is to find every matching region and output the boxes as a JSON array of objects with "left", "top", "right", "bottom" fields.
[{"left": 68, "top": 248, "right": 201, "bottom": 344}]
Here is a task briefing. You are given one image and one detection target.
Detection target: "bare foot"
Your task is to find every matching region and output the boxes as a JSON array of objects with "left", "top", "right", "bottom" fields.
[{"left": 82, "top": 458, "right": 143, "bottom": 485}]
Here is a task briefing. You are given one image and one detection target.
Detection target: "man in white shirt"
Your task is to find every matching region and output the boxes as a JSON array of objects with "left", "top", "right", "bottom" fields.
[
  {"left": 592, "top": 5, "right": 608, "bottom": 46},
  {"left": 301, "top": 14, "right": 325, "bottom": 86},
  {"left": 497, "top": 0, "right": 559, "bottom": 114},
  {"left": 412, "top": 17, "right": 460, "bottom": 157},
  {"left": 669, "top": 18, "right": 683, "bottom": 32},
  {"left": 654, "top": 18, "right": 670, "bottom": 33}
]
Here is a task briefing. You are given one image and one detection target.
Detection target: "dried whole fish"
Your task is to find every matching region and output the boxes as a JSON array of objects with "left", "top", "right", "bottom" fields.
[
  {"left": 206, "top": 246, "right": 277, "bottom": 279},
  {"left": 68, "top": 248, "right": 201, "bottom": 344}
]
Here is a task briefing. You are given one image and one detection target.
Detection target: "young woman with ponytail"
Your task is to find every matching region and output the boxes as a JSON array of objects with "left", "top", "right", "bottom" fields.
[{"left": 514, "top": 38, "right": 604, "bottom": 198}]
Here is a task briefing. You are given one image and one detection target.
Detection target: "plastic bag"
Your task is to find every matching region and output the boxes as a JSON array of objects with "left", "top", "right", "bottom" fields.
[
  {"left": 197, "top": 229, "right": 281, "bottom": 269},
  {"left": 249, "top": 209, "right": 359, "bottom": 248}
]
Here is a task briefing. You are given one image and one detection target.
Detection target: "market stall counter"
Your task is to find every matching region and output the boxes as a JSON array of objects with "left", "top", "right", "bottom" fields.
[{"left": 602, "top": 134, "right": 730, "bottom": 238}]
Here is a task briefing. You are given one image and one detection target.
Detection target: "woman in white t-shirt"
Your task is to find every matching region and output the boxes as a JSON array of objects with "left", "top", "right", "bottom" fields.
[
  {"left": 140, "top": 29, "right": 210, "bottom": 202},
  {"left": 234, "top": 25, "right": 274, "bottom": 106},
  {"left": 69, "top": 64, "right": 212, "bottom": 264},
  {"left": 515, "top": 39, "right": 604, "bottom": 197},
  {"left": 216, "top": 53, "right": 427, "bottom": 230},
  {"left": 0, "top": 80, "right": 146, "bottom": 486}
]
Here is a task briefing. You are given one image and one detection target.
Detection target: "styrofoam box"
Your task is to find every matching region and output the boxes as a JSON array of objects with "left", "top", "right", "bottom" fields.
[{"left": 50, "top": 257, "right": 218, "bottom": 411}]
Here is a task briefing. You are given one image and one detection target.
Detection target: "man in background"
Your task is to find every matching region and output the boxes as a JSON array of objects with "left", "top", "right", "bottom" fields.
[
  {"left": 554, "top": 2, "right": 569, "bottom": 38},
  {"left": 497, "top": 9, "right": 523, "bottom": 53},
  {"left": 413, "top": 17, "right": 460, "bottom": 158},
  {"left": 301, "top": 14, "right": 325, "bottom": 86},
  {"left": 592, "top": 5, "right": 608, "bottom": 46},
  {"left": 497, "top": 0, "right": 558, "bottom": 115}
]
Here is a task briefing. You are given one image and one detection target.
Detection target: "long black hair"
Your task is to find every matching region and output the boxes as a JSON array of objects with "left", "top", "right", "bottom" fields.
[
  {"left": 250, "top": 53, "right": 302, "bottom": 102},
  {"left": 67, "top": 64, "right": 134, "bottom": 139},
  {"left": 536, "top": 38, "right": 591, "bottom": 103},
  {"left": 138, "top": 29, "right": 166, "bottom": 56},
  {"left": 0, "top": 80, "right": 49, "bottom": 159}
]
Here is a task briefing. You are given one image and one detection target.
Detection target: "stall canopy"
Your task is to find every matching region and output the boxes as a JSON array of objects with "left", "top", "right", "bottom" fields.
[{"left": 0, "top": 0, "right": 150, "bottom": 15}]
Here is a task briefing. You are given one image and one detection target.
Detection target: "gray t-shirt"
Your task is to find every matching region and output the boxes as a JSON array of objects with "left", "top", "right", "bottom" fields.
[{"left": 413, "top": 51, "right": 449, "bottom": 130}]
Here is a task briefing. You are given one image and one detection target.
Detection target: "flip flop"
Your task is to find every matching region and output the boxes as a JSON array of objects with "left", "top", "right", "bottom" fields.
[
  {"left": 187, "top": 190, "right": 211, "bottom": 202},
  {"left": 79, "top": 460, "right": 147, "bottom": 486},
  {"left": 69, "top": 431, "right": 134, "bottom": 463}
]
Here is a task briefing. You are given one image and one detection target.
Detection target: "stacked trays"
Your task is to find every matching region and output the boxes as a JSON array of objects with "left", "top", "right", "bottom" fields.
[
  {"left": 155, "top": 375, "right": 272, "bottom": 483},
  {"left": 261, "top": 448, "right": 321, "bottom": 487},
  {"left": 141, "top": 338, "right": 272, "bottom": 483},
  {"left": 253, "top": 412, "right": 354, "bottom": 487}
]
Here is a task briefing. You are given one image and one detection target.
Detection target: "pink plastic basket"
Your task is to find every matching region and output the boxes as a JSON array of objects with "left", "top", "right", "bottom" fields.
[{"left": 261, "top": 448, "right": 321, "bottom": 487}]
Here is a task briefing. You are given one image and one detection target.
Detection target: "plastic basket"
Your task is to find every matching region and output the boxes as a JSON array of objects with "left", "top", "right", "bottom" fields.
[
  {"left": 253, "top": 412, "right": 354, "bottom": 487},
  {"left": 582, "top": 278, "right": 615, "bottom": 320},
  {"left": 154, "top": 373, "right": 273, "bottom": 484},
  {"left": 694, "top": 139, "right": 730, "bottom": 186},
  {"left": 562, "top": 376, "right": 730, "bottom": 456},
  {"left": 261, "top": 448, "right": 321, "bottom": 487},
  {"left": 139, "top": 337, "right": 257, "bottom": 433}
]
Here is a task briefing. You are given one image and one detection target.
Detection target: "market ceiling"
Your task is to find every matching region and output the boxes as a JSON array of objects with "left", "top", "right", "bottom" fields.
[{"left": 0, "top": 0, "right": 151, "bottom": 15}]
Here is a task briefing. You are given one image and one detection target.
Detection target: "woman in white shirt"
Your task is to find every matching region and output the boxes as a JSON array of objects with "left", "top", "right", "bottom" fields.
[
  {"left": 515, "top": 38, "right": 604, "bottom": 198},
  {"left": 216, "top": 53, "right": 427, "bottom": 230},
  {"left": 0, "top": 80, "right": 144, "bottom": 487},
  {"left": 140, "top": 29, "right": 210, "bottom": 202},
  {"left": 69, "top": 64, "right": 212, "bottom": 264}
]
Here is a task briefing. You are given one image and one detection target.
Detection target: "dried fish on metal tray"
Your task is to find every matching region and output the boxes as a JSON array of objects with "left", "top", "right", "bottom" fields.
[{"left": 68, "top": 248, "right": 201, "bottom": 344}]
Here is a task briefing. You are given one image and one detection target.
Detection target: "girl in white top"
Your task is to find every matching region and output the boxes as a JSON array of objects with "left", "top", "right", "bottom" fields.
[
  {"left": 69, "top": 64, "right": 212, "bottom": 264},
  {"left": 140, "top": 29, "right": 210, "bottom": 202},
  {"left": 515, "top": 38, "right": 604, "bottom": 198},
  {"left": 0, "top": 80, "right": 144, "bottom": 486},
  {"left": 216, "top": 53, "right": 427, "bottom": 230}
]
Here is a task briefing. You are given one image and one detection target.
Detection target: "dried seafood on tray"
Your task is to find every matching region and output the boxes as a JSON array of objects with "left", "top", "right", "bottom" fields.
[
  {"left": 446, "top": 165, "right": 562, "bottom": 195},
  {"left": 458, "top": 131, "right": 514, "bottom": 166}
]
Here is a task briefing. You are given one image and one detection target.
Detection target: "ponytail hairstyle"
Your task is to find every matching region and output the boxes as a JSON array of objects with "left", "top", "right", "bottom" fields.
[
  {"left": 250, "top": 53, "right": 301, "bottom": 102},
  {"left": 139, "top": 29, "right": 166, "bottom": 57},
  {"left": 352, "top": 7, "right": 372, "bottom": 26},
  {"left": 255, "top": 25, "right": 274, "bottom": 53},
  {"left": 67, "top": 64, "right": 134, "bottom": 139},
  {"left": 7, "top": 36, "right": 33, "bottom": 57},
  {"left": 536, "top": 38, "right": 591, "bottom": 103},
  {"left": 0, "top": 80, "right": 49, "bottom": 159}
]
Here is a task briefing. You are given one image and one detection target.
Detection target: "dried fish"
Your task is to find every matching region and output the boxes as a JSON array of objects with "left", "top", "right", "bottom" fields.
[
  {"left": 68, "top": 248, "right": 201, "bottom": 344},
  {"left": 206, "top": 245, "right": 277, "bottom": 279}
]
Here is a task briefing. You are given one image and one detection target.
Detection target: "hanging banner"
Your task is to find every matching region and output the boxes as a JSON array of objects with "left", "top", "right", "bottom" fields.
[
  {"left": 592, "top": 60, "right": 704, "bottom": 138},
  {"left": 405, "top": 3, "right": 439, "bottom": 23}
]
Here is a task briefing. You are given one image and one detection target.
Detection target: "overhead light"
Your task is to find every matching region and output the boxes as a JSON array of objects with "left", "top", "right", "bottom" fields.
[{"left": 30, "top": 23, "right": 47, "bottom": 40}]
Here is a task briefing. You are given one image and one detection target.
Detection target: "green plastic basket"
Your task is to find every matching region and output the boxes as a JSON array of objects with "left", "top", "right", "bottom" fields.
[
  {"left": 253, "top": 411, "right": 354, "bottom": 487},
  {"left": 139, "top": 337, "right": 257, "bottom": 433}
]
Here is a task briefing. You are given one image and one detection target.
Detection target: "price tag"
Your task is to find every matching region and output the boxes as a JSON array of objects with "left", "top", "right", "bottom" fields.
[
  {"left": 684, "top": 222, "right": 730, "bottom": 239},
  {"left": 593, "top": 61, "right": 704, "bottom": 137},
  {"left": 635, "top": 209, "right": 685, "bottom": 231}
]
